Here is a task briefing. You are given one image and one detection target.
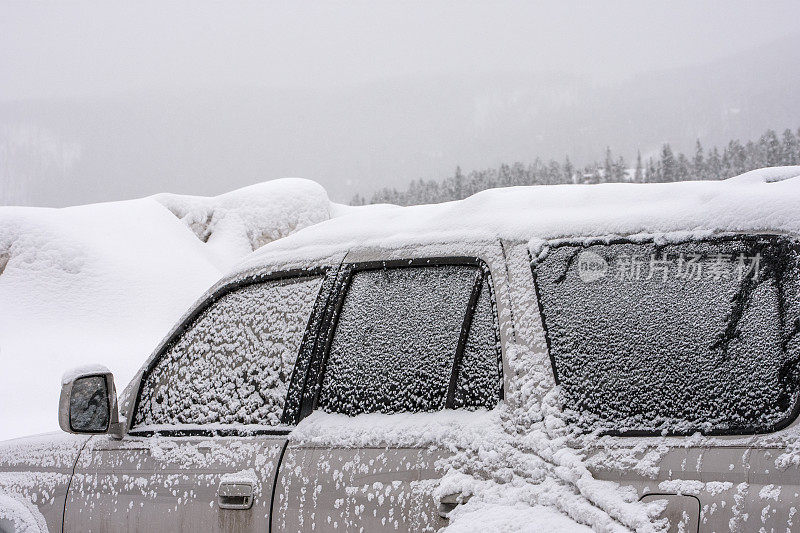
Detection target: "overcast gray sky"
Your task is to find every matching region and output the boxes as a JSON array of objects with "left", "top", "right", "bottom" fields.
[
  {"left": 2, "top": 1, "right": 800, "bottom": 206},
  {"left": 3, "top": 0, "right": 799, "bottom": 101}
]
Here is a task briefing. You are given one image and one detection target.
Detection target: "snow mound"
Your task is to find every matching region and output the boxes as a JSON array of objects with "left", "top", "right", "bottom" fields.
[
  {"left": 0, "top": 178, "right": 331, "bottom": 441},
  {"left": 153, "top": 178, "right": 330, "bottom": 270},
  {"left": 724, "top": 165, "right": 800, "bottom": 184}
]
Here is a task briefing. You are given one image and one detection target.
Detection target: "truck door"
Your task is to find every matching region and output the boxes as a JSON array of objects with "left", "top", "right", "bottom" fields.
[
  {"left": 529, "top": 234, "right": 800, "bottom": 532},
  {"left": 64, "top": 270, "right": 333, "bottom": 532},
  {"left": 272, "top": 256, "right": 509, "bottom": 532}
]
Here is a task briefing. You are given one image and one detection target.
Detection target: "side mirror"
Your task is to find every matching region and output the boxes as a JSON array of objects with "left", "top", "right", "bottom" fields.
[{"left": 59, "top": 365, "right": 123, "bottom": 437}]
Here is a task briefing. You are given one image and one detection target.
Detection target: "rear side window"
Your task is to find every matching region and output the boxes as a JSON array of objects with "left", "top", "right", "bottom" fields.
[
  {"left": 134, "top": 276, "right": 322, "bottom": 428},
  {"left": 532, "top": 235, "right": 800, "bottom": 435},
  {"left": 318, "top": 263, "right": 501, "bottom": 416}
]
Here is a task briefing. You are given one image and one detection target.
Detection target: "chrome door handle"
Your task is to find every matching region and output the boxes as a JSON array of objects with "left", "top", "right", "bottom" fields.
[{"left": 218, "top": 480, "right": 254, "bottom": 510}]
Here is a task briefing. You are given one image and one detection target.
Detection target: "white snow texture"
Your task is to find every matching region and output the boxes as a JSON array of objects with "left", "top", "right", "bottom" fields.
[{"left": 0, "top": 178, "right": 330, "bottom": 441}]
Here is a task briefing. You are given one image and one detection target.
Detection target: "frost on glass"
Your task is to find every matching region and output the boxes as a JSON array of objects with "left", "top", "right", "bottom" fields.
[
  {"left": 532, "top": 236, "right": 800, "bottom": 434},
  {"left": 319, "top": 265, "right": 485, "bottom": 415},
  {"left": 70, "top": 376, "right": 109, "bottom": 432},
  {"left": 454, "top": 276, "right": 503, "bottom": 409},
  {"left": 134, "top": 276, "right": 322, "bottom": 427}
]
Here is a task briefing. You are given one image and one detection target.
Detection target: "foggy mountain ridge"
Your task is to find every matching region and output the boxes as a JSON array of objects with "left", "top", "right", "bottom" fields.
[{"left": 1, "top": 32, "right": 799, "bottom": 207}]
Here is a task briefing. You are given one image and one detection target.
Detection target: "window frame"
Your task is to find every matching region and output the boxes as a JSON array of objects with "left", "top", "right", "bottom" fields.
[
  {"left": 128, "top": 267, "right": 331, "bottom": 437},
  {"left": 530, "top": 232, "right": 800, "bottom": 437},
  {"left": 305, "top": 256, "right": 503, "bottom": 417}
]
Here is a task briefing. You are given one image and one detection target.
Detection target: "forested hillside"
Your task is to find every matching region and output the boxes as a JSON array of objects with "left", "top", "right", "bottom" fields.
[
  {"left": 3, "top": 33, "right": 800, "bottom": 208},
  {"left": 352, "top": 127, "right": 800, "bottom": 206}
]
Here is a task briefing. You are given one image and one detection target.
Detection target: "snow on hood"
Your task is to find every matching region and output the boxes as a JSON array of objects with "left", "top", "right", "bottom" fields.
[{"left": 0, "top": 178, "right": 331, "bottom": 442}]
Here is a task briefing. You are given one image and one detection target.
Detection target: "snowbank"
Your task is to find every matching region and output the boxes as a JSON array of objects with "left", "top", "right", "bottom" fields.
[
  {"left": 725, "top": 165, "right": 800, "bottom": 183},
  {"left": 153, "top": 178, "right": 331, "bottom": 270},
  {"left": 0, "top": 178, "right": 330, "bottom": 441}
]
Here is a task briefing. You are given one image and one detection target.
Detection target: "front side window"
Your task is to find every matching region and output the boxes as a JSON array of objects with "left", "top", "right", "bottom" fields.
[
  {"left": 134, "top": 276, "right": 323, "bottom": 428},
  {"left": 532, "top": 235, "right": 800, "bottom": 435},
  {"left": 454, "top": 275, "right": 503, "bottom": 409},
  {"left": 318, "top": 263, "right": 502, "bottom": 416}
]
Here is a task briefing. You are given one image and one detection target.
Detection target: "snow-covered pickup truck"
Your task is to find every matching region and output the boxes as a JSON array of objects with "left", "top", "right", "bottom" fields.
[{"left": 2, "top": 173, "right": 800, "bottom": 532}]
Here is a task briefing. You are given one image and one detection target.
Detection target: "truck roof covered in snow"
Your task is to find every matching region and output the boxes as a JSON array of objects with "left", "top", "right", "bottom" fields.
[{"left": 233, "top": 166, "right": 800, "bottom": 275}]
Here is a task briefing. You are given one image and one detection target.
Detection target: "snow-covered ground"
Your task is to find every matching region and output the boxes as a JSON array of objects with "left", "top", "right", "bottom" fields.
[{"left": 0, "top": 178, "right": 332, "bottom": 441}]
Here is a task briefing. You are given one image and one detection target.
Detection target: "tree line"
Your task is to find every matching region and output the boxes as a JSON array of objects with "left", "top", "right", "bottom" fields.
[{"left": 350, "top": 127, "right": 800, "bottom": 206}]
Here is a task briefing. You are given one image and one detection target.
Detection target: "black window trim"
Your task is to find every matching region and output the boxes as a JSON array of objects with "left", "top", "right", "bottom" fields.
[
  {"left": 304, "top": 256, "right": 504, "bottom": 417},
  {"left": 128, "top": 266, "right": 331, "bottom": 437},
  {"left": 283, "top": 267, "right": 343, "bottom": 425},
  {"left": 529, "top": 232, "right": 800, "bottom": 437},
  {"left": 446, "top": 271, "right": 485, "bottom": 408}
]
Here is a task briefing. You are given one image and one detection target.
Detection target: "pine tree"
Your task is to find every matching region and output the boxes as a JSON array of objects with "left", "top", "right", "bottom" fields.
[
  {"left": 602, "top": 147, "right": 613, "bottom": 183},
  {"left": 498, "top": 164, "right": 512, "bottom": 188},
  {"left": 563, "top": 156, "right": 574, "bottom": 184},
  {"left": 612, "top": 155, "right": 627, "bottom": 182},
  {"left": 676, "top": 153, "right": 691, "bottom": 181},
  {"left": 795, "top": 128, "right": 800, "bottom": 161},
  {"left": 527, "top": 160, "right": 542, "bottom": 186},
  {"left": 761, "top": 129, "right": 782, "bottom": 166},
  {"left": 634, "top": 150, "right": 643, "bottom": 182},
  {"left": 723, "top": 140, "right": 745, "bottom": 177},
  {"left": 707, "top": 146, "right": 722, "bottom": 180},
  {"left": 744, "top": 140, "right": 761, "bottom": 171},
  {"left": 693, "top": 139, "right": 705, "bottom": 180},
  {"left": 453, "top": 166, "right": 464, "bottom": 200},
  {"left": 591, "top": 166, "right": 603, "bottom": 184},
  {"left": 645, "top": 158, "right": 657, "bottom": 183},
  {"left": 659, "top": 144, "right": 676, "bottom": 182},
  {"left": 782, "top": 129, "right": 799, "bottom": 165},
  {"left": 545, "top": 160, "right": 561, "bottom": 185}
]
